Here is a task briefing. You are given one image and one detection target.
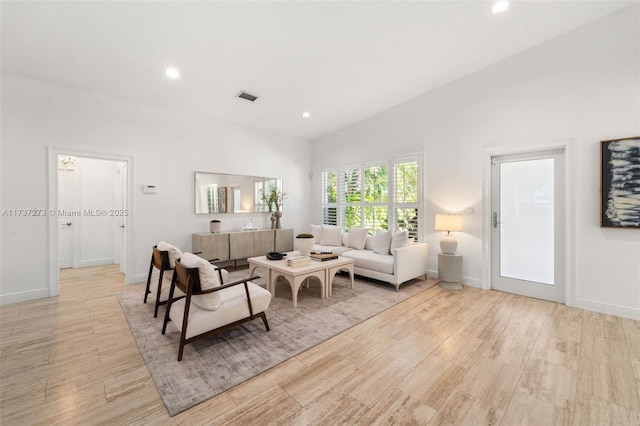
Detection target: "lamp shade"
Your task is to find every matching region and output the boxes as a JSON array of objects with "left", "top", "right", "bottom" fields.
[{"left": 434, "top": 214, "right": 463, "bottom": 232}]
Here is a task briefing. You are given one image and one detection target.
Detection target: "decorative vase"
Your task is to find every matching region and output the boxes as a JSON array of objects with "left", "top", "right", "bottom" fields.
[
  {"left": 274, "top": 211, "right": 282, "bottom": 229},
  {"left": 210, "top": 221, "right": 221, "bottom": 233},
  {"left": 295, "top": 237, "right": 314, "bottom": 257},
  {"left": 270, "top": 214, "right": 276, "bottom": 229}
]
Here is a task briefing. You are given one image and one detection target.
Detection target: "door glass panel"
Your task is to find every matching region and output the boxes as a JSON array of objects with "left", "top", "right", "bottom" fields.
[{"left": 500, "top": 158, "right": 554, "bottom": 284}]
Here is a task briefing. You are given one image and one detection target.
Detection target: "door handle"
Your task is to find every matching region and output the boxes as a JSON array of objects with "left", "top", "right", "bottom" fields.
[
  {"left": 120, "top": 225, "right": 125, "bottom": 228},
  {"left": 493, "top": 212, "right": 498, "bottom": 229},
  {"left": 65, "top": 222, "right": 72, "bottom": 227}
]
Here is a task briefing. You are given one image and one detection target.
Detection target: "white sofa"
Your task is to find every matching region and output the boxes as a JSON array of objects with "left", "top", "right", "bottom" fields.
[{"left": 311, "top": 228, "right": 428, "bottom": 291}]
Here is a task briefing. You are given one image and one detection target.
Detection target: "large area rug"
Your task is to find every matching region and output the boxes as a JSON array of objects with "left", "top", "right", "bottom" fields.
[{"left": 118, "top": 272, "right": 438, "bottom": 416}]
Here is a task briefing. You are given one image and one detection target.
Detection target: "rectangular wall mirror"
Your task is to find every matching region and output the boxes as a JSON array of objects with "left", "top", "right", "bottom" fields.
[{"left": 194, "top": 171, "right": 282, "bottom": 214}]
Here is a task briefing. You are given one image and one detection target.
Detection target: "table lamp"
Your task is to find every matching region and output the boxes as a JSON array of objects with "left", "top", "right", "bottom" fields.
[{"left": 435, "top": 214, "right": 463, "bottom": 255}]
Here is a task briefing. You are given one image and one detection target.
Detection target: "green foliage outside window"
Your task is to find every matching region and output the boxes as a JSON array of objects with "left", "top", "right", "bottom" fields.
[{"left": 322, "top": 157, "right": 420, "bottom": 238}]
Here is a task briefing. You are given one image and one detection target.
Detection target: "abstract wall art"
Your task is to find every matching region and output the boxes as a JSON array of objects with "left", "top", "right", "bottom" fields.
[{"left": 601, "top": 136, "right": 640, "bottom": 228}]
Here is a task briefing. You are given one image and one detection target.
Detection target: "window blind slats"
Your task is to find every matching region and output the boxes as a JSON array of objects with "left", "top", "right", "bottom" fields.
[{"left": 321, "top": 156, "right": 421, "bottom": 240}]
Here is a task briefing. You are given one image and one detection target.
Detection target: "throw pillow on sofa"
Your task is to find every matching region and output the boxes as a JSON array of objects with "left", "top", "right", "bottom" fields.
[
  {"left": 372, "top": 230, "right": 392, "bottom": 255},
  {"left": 390, "top": 230, "right": 409, "bottom": 253},
  {"left": 320, "top": 225, "right": 343, "bottom": 246},
  {"left": 310, "top": 224, "right": 322, "bottom": 244},
  {"left": 346, "top": 227, "right": 369, "bottom": 250},
  {"left": 179, "top": 252, "right": 223, "bottom": 311}
]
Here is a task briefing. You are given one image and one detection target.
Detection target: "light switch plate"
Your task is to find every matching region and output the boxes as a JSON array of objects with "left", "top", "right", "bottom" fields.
[{"left": 142, "top": 184, "right": 156, "bottom": 194}]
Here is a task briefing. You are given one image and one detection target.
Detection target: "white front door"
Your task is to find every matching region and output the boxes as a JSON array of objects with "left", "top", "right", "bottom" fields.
[{"left": 491, "top": 149, "right": 565, "bottom": 303}]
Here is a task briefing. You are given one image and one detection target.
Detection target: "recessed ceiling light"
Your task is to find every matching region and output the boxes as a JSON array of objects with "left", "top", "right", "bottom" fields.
[
  {"left": 165, "top": 67, "right": 180, "bottom": 79},
  {"left": 302, "top": 112, "right": 311, "bottom": 118},
  {"left": 492, "top": 1, "right": 509, "bottom": 14}
]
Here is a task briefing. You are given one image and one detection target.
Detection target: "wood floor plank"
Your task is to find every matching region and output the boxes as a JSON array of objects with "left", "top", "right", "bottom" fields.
[
  {"left": 357, "top": 388, "right": 437, "bottom": 425},
  {"left": 396, "top": 354, "right": 467, "bottom": 410},
  {"left": 337, "top": 353, "right": 414, "bottom": 408},
  {"left": 517, "top": 356, "right": 578, "bottom": 410},
  {"left": 426, "top": 389, "right": 504, "bottom": 425},
  {"left": 501, "top": 390, "right": 572, "bottom": 426},
  {"left": 455, "top": 355, "right": 521, "bottom": 411},
  {"left": 282, "top": 389, "right": 369, "bottom": 425},
  {"left": 576, "top": 357, "right": 640, "bottom": 411}
]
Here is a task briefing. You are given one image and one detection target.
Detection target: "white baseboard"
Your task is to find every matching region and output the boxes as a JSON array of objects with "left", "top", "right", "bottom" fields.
[
  {"left": 0, "top": 288, "right": 50, "bottom": 306},
  {"left": 461, "top": 276, "right": 482, "bottom": 288},
  {"left": 79, "top": 258, "right": 115, "bottom": 268},
  {"left": 133, "top": 272, "right": 148, "bottom": 284},
  {"left": 574, "top": 297, "right": 640, "bottom": 321}
]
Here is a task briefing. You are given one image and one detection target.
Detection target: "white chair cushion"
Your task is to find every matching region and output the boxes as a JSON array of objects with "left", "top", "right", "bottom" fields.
[
  {"left": 157, "top": 241, "right": 183, "bottom": 268},
  {"left": 342, "top": 250, "right": 394, "bottom": 274},
  {"left": 372, "top": 230, "right": 392, "bottom": 255},
  {"left": 169, "top": 282, "right": 272, "bottom": 339},
  {"left": 390, "top": 230, "right": 409, "bottom": 253},
  {"left": 320, "top": 225, "right": 343, "bottom": 246},
  {"left": 346, "top": 227, "right": 369, "bottom": 250},
  {"left": 179, "top": 252, "right": 223, "bottom": 311},
  {"left": 150, "top": 270, "right": 184, "bottom": 302}
]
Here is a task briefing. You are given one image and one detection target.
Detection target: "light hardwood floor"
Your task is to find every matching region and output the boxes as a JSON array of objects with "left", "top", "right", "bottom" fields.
[{"left": 1, "top": 265, "right": 639, "bottom": 425}]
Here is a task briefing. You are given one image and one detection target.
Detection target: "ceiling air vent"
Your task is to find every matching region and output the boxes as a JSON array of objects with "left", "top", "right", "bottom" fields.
[{"left": 236, "top": 91, "right": 258, "bottom": 102}]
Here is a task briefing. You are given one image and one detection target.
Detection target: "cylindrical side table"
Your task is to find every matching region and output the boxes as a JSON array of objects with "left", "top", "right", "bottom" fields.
[{"left": 438, "top": 253, "right": 463, "bottom": 290}]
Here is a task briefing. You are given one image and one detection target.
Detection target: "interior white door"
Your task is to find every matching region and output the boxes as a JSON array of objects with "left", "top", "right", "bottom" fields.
[
  {"left": 119, "top": 164, "right": 128, "bottom": 275},
  {"left": 491, "top": 149, "right": 565, "bottom": 302},
  {"left": 58, "top": 169, "right": 76, "bottom": 268}
]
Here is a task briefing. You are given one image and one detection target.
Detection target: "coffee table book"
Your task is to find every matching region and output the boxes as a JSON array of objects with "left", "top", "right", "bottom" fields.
[{"left": 309, "top": 253, "right": 339, "bottom": 261}]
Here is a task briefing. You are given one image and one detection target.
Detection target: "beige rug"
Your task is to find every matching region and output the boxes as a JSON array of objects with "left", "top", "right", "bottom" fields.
[{"left": 118, "top": 273, "right": 437, "bottom": 416}]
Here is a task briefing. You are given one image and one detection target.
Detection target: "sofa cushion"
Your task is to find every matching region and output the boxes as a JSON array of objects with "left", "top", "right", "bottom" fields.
[
  {"left": 310, "top": 224, "right": 322, "bottom": 244},
  {"left": 342, "top": 249, "right": 394, "bottom": 275},
  {"left": 169, "top": 282, "right": 271, "bottom": 339},
  {"left": 320, "top": 225, "right": 342, "bottom": 246},
  {"left": 364, "top": 235, "right": 375, "bottom": 251},
  {"left": 179, "top": 252, "right": 222, "bottom": 311},
  {"left": 312, "top": 244, "right": 351, "bottom": 255},
  {"left": 390, "top": 230, "right": 409, "bottom": 253},
  {"left": 372, "top": 230, "right": 392, "bottom": 255},
  {"left": 157, "top": 241, "right": 183, "bottom": 268},
  {"left": 346, "top": 227, "right": 369, "bottom": 250}
]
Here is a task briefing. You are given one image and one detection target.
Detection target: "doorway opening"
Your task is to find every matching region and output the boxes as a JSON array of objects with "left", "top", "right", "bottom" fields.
[{"left": 48, "top": 149, "right": 134, "bottom": 297}]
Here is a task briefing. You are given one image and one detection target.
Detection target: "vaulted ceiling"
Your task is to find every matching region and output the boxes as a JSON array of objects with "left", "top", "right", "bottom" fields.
[{"left": 1, "top": 1, "right": 633, "bottom": 139}]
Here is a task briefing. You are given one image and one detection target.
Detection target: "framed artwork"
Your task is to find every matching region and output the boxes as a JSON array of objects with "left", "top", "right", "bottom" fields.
[
  {"left": 600, "top": 136, "right": 640, "bottom": 228},
  {"left": 217, "top": 187, "right": 227, "bottom": 213}
]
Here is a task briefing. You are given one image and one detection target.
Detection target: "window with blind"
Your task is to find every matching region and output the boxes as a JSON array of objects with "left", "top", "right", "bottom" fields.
[{"left": 320, "top": 155, "right": 422, "bottom": 241}]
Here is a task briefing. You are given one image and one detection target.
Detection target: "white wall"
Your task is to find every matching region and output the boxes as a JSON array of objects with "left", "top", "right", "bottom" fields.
[
  {"left": 1, "top": 74, "right": 311, "bottom": 303},
  {"left": 310, "top": 7, "right": 640, "bottom": 319}
]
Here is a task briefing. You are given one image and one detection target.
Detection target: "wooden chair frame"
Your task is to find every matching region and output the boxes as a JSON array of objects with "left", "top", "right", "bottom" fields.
[
  {"left": 162, "top": 259, "right": 270, "bottom": 361},
  {"left": 144, "top": 246, "right": 223, "bottom": 318},
  {"left": 143, "top": 246, "right": 173, "bottom": 318}
]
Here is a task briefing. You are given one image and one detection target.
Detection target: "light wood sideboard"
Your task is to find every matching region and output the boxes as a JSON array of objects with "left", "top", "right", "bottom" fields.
[{"left": 193, "top": 229, "right": 294, "bottom": 262}]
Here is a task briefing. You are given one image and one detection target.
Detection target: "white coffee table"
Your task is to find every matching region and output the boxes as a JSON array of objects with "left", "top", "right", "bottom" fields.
[{"left": 248, "top": 253, "right": 355, "bottom": 308}]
